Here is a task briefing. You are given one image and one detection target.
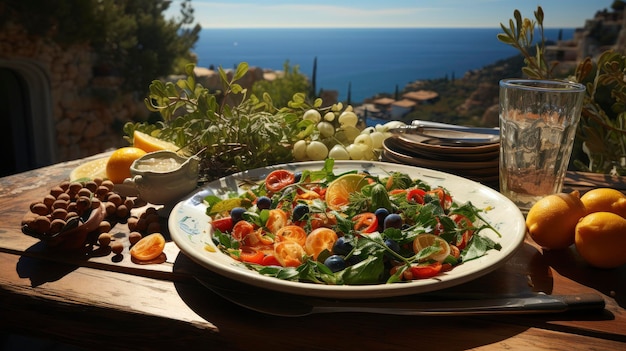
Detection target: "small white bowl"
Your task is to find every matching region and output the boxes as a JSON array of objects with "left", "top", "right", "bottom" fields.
[{"left": 126, "top": 151, "right": 199, "bottom": 206}]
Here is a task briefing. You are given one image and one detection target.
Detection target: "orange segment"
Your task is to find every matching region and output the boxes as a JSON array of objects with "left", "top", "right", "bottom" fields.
[
  {"left": 133, "top": 130, "right": 180, "bottom": 153},
  {"left": 130, "top": 233, "right": 166, "bottom": 261},
  {"left": 325, "top": 173, "right": 367, "bottom": 210},
  {"left": 412, "top": 234, "right": 451, "bottom": 263},
  {"left": 105, "top": 147, "right": 147, "bottom": 184},
  {"left": 69, "top": 157, "right": 108, "bottom": 181}
]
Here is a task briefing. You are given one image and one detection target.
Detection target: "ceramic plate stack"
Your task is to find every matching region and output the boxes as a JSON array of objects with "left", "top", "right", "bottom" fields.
[{"left": 381, "top": 131, "right": 500, "bottom": 185}]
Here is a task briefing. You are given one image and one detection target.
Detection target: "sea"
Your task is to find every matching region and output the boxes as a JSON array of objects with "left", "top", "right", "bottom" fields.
[{"left": 194, "top": 28, "right": 575, "bottom": 104}]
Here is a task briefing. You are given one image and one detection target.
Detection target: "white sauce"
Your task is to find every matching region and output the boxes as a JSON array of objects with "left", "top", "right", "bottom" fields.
[{"left": 134, "top": 157, "right": 182, "bottom": 172}]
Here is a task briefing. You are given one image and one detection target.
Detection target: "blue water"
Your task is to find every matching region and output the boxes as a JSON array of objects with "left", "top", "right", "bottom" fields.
[{"left": 194, "top": 28, "right": 574, "bottom": 103}]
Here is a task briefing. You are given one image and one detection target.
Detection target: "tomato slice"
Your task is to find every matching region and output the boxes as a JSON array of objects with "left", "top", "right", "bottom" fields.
[
  {"left": 352, "top": 212, "right": 378, "bottom": 233},
  {"left": 239, "top": 246, "right": 265, "bottom": 264},
  {"left": 265, "top": 209, "right": 288, "bottom": 234},
  {"left": 450, "top": 214, "right": 474, "bottom": 250},
  {"left": 406, "top": 188, "right": 426, "bottom": 204},
  {"left": 426, "top": 187, "right": 452, "bottom": 210},
  {"left": 304, "top": 227, "right": 338, "bottom": 260},
  {"left": 265, "top": 170, "right": 295, "bottom": 193},
  {"left": 275, "top": 225, "right": 307, "bottom": 246},
  {"left": 130, "top": 233, "right": 166, "bottom": 261},
  {"left": 274, "top": 241, "right": 305, "bottom": 267},
  {"left": 409, "top": 262, "right": 443, "bottom": 279},
  {"left": 232, "top": 220, "right": 255, "bottom": 241},
  {"left": 310, "top": 212, "right": 337, "bottom": 230},
  {"left": 261, "top": 254, "right": 281, "bottom": 266},
  {"left": 242, "top": 228, "right": 274, "bottom": 247},
  {"left": 211, "top": 216, "right": 233, "bottom": 232}
]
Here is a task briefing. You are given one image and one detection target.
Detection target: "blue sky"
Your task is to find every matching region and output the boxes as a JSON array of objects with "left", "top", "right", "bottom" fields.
[{"left": 167, "top": 0, "right": 615, "bottom": 28}]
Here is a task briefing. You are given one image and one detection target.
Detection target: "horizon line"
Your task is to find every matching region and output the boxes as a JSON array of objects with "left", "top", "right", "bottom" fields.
[{"left": 198, "top": 26, "right": 578, "bottom": 30}]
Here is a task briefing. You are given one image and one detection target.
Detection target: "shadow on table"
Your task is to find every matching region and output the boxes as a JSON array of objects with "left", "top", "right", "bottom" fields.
[
  {"left": 542, "top": 247, "right": 626, "bottom": 308},
  {"left": 170, "top": 241, "right": 612, "bottom": 350}
]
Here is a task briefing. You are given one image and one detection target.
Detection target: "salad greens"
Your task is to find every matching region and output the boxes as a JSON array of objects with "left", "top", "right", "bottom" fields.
[{"left": 208, "top": 159, "right": 501, "bottom": 285}]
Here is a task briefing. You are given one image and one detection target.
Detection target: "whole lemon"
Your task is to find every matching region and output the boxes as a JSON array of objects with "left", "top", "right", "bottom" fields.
[
  {"left": 580, "top": 188, "right": 626, "bottom": 217},
  {"left": 106, "top": 147, "right": 147, "bottom": 184},
  {"left": 526, "top": 191, "right": 586, "bottom": 250},
  {"left": 575, "top": 211, "right": 626, "bottom": 269}
]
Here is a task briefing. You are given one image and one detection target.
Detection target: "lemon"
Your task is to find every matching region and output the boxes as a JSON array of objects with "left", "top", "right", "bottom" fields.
[
  {"left": 526, "top": 191, "right": 586, "bottom": 250},
  {"left": 412, "top": 233, "right": 451, "bottom": 263},
  {"left": 325, "top": 173, "right": 368, "bottom": 210},
  {"left": 105, "top": 147, "right": 147, "bottom": 184},
  {"left": 580, "top": 188, "right": 626, "bottom": 218},
  {"left": 575, "top": 211, "right": 626, "bottom": 269},
  {"left": 69, "top": 157, "right": 108, "bottom": 181},
  {"left": 133, "top": 130, "right": 180, "bottom": 153}
]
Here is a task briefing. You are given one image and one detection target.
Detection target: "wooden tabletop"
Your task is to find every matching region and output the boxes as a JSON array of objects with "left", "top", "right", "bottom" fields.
[{"left": 1, "top": 154, "right": 625, "bottom": 351}]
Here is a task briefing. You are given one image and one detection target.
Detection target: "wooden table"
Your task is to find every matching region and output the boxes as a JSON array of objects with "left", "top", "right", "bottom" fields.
[{"left": 1, "top": 154, "right": 625, "bottom": 350}]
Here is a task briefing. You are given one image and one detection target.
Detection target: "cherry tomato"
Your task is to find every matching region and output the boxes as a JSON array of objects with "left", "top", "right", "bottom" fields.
[
  {"left": 211, "top": 216, "right": 233, "bottom": 232},
  {"left": 409, "top": 262, "right": 443, "bottom": 279},
  {"left": 450, "top": 214, "right": 474, "bottom": 250},
  {"left": 265, "top": 209, "right": 288, "bottom": 234},
  {"left": 305, "top": 227, "right": 338, "bottom": 260},
  {"left": 426, "top": 187, "right": 452, "bottom": 210},
  {"left": 239, "top": 246, "right": 264, "bottom": 264},
  {"left": 274, "top": 241, "right": 305, "bottom": 267},
  {"left": 275, "top": 225, "right": 307, "bottom": 246},
  {"left": 232, "top": 220, "right": 255, "bottom": 241},
  {"left": 265, "top": 170, "right": 295, "bottom": 193},
  {"left": 352, "top": 212, "right": 378, "bottom": 233},
  {"left": 406, "top": 188, "right": 426, "bottom": 204}
]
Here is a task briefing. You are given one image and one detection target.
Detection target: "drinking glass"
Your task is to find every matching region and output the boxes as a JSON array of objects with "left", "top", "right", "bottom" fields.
[{"left": 499, "top": 79, "right": 586, "bottom": 212}]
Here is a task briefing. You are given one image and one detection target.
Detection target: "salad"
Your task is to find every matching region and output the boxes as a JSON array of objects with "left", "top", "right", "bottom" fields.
[{"left": 205, "top": 159, "right": 501, "bottom": 285}]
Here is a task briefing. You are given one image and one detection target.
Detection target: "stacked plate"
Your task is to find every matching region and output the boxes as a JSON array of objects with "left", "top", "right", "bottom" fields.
[{"left": 381, "top": 128, "right": 500, "bottom": 185}]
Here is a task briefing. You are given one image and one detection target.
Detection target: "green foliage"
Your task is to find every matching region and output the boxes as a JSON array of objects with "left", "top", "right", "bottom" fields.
[
  {"left": 496, "top": 6, "right": 558, "bottom": 79},
  {"left": 574, "top": 51, "right": 626, "bottom": 174},
  {"left": 251, "top": 61, "right": 311, "bottom": 108},
  {"left": 0, "top": 0, "right": 200, "bottom": 93},
  {"left": 125, "top": 63, "right": 321, "bottom": 182},
  {"left": 498, "top": 5, "right": 626, "bottom": 175}
]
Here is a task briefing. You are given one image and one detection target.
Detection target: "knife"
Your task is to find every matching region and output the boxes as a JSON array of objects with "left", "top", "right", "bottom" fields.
[{"left": 194, "top": 275, "right": 605, "bottom": 317}]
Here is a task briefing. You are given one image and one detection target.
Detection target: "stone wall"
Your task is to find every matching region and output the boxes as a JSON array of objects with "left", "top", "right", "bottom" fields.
[{"left": 0, "top": 22, "right": 148, "bottom": 163}]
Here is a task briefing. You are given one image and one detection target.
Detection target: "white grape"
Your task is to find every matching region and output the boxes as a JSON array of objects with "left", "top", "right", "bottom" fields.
[
  {"left": 338, "top": 111, "right": 358, "bottom": 127},
  {"left": 361, "top": 126, "right": 376, "bottom": 135},
  {"left": 369, "top": 131, "right": 386, "bottom": 149},
  {"left": 293, "top": 140, "right": 308, "bottom": 161},
  {"left": 342, "top": 126, "right": 361, "bottom": 143},
  {"left": 353, "top": 134, "right": 373, "bottom": 148},
  {"left": 328, "top": 144, "right": 351, "bottom": 160},
  {"left": 306, "top": 141, "right": 329, "bottom": 161},
  {"left": 317, "top": 121, "right": 335, "bottom": 138},
  {"left": 303, "top": 109, "right": 321, "bottom": 123},
  {"left": 324, "top": 112, "right": 335, "bottom": 122},
  {"left": 346, "top": 143, "right": 371, "bottom": 160}
]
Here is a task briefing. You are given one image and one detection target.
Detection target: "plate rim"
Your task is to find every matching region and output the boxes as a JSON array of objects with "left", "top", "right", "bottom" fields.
[{"left": 169, "top": 160, "right": 526, "bottom": 299}]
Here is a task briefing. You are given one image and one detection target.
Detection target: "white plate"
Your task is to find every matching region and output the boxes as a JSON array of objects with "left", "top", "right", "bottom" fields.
[{"left": 169, "top": 161, "right": 526, "bottom": 299}]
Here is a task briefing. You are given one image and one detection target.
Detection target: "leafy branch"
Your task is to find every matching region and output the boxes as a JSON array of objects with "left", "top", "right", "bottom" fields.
[
  {"left": 124, "top": 63, "right": 323, "bottom": 182},
  {"left": 497, "top": 6, "right": 558, "bottom": 79}
]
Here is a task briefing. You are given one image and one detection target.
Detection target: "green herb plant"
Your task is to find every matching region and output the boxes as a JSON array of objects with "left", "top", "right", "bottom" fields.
[
  {"left": 498, "top": 6, "right": 626, "bottom": 175},
  {"left": 124, "top": 63, "right": 325, "bottom": 182}
]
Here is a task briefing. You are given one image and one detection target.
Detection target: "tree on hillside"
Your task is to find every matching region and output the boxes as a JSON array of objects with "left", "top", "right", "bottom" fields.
[
  {"left": 0, "top": 0, "right": 200, "bottom": 93},
  {"left": 252, "top": 61, "right": 310, "bottom": 108}
]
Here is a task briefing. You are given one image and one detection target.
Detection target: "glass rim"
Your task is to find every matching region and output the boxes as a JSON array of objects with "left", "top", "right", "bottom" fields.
[{"left": 499, "top": 78, "right": 586, "bottom": 92}]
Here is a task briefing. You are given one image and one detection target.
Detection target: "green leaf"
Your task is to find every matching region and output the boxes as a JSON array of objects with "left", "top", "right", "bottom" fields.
[{"left": 234, "top": 62, "right": 249, "bottom": 80}]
